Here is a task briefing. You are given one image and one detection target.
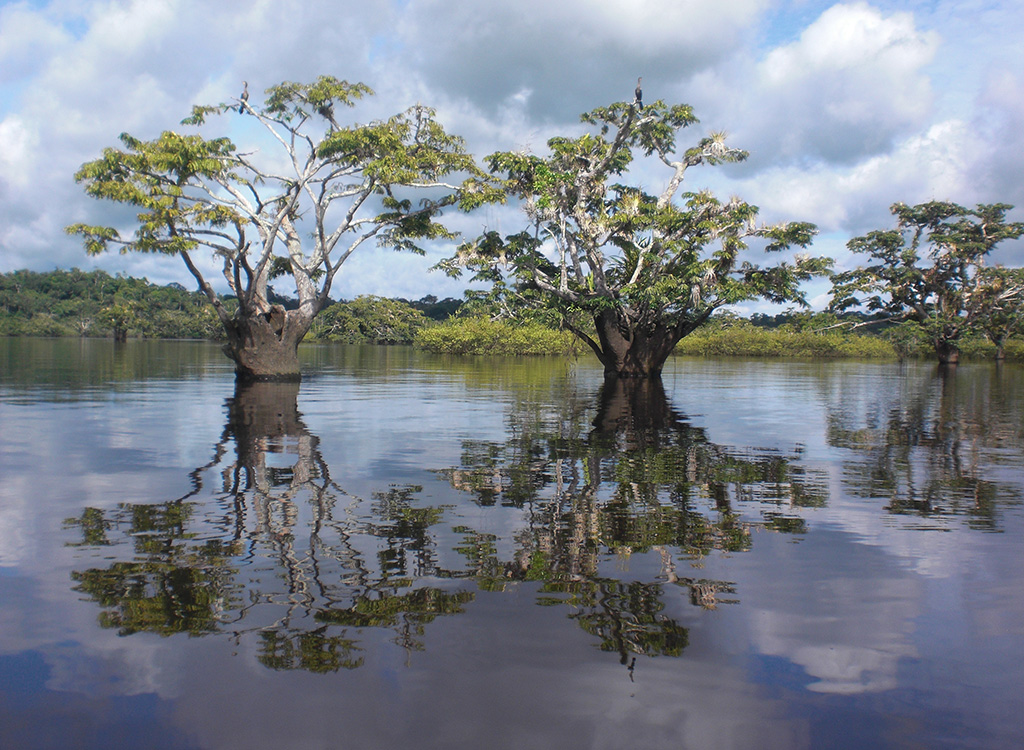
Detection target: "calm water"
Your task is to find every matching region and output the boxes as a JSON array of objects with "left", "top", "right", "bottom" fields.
[{"left": 1, "top": 339, "right": 1023, "bottom": 749}]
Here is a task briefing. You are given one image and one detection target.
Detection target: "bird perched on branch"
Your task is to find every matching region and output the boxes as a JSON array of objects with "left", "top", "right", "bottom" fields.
[
  {"left": 239, "top": 81, "right": 249, "bottom": 114},
  {"left": 635, "top": 77, "right": 643, "bottom": 110}
]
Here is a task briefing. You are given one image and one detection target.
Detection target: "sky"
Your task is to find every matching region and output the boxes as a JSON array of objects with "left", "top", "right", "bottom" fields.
[{"left": 1, "top": 0, "right": 1023, "bottom": 309}]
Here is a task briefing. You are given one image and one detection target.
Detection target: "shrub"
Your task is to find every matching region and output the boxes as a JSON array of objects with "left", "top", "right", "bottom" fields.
[
  {"left": 674, "top": 325, "right": 896, "bottom": 359},
  {"left": 414, "top": 318, "right": 580, "bottom": 356}
]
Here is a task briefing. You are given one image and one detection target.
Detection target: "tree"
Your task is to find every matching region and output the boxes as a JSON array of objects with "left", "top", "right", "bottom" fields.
[
  {"left": 973, "top": 266, "right": 1024, "bottom": 361},
  {"left": 96, "top": 299, "right": 139, "bottom": 342},
  {"left": 68, "top": 76, "right": 479, "bottom": 381},
  {"left": 830, "top": 201, "right": 1024, "bottom": 364},
  {"left": 436, "top": 99, "right": 828, "bottom": 378},
  {"left": 311, "top": 295, "right": 429, "bottom": 344}
]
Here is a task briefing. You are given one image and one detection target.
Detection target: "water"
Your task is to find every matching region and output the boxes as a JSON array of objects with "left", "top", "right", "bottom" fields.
[{"left": 1, "top": 339, "right": 1022, "bottom": 749}]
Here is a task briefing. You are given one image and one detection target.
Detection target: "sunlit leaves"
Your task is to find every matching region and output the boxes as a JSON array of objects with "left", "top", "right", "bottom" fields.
[
  {"left": 830, "top": 200, "right": 1024, "bottom": 361},
  {"left": 263, "top": 76, "right": 372, "bottom": 122},
  {"left": 68, "top": 78, "right": 483, "bottom": 369},
  {"left": 439, "top": 96, "right": 826, "bottom": 375}
]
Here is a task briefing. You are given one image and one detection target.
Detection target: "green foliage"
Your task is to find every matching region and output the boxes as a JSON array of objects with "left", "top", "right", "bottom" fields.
[
  {"left": 67, "top": 76, "right": 484, "bottom": 377},
  {"left": 309, "top": 295, "right": 429, "bottom": 344},
  {"left": 830, "top": 201, "right": 1024, "bottom": 362},
  {"left": 673, "top": 321, "right": 896, "bottom": 359},
  {"left": 438, "top": 97, "right": 829, "bottom": 376},
  {"left": 414, "top": 317, "right": 581, "bottom": 356},
  {"left": 0, "top": 268, "right": 219, "bottom": 340},
  {"left": 973, "top": 266, "right": 1024, "bottom": 356}
]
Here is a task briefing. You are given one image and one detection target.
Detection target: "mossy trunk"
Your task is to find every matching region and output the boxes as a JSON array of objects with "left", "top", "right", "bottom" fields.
[{"left": 222, "top": 305, "right": 313, "bottom": 382}]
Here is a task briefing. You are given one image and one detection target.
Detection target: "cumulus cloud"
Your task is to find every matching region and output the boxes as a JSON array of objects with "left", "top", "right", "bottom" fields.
[
  {"left": 737, "top": 118, "right": 985, "bottom": 234},
  {"left": 0, "top": 0, "right": 1022, "bottom": 295},
  {"left": 702, "top": 2, "right": 939, "bottom": 169},
  {"left": 393, "top": 0, "right": 770, "bottom": 122}
]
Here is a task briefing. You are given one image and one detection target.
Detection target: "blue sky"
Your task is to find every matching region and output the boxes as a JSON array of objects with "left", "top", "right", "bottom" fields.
[{"left": 1, "top": 0, "right": 1022, "bottom": 309}]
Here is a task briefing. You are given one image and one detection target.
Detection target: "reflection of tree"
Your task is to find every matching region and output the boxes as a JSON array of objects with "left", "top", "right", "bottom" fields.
[
  {"left": 438, "top": 378, "right": 824, "bottom": 662},
  {"left": 826, "top": 367, "right": 1023, "bottom": 529},
  {"left": 66, "top": 376, "right": 828, "bottom": 673},
  {"left": 67, "top": 382, "right": 464, "bottom": 670},
  {"left": 539, "top": 579, "right": 689, "bottom": 664},
  {"left": 67, "top": 499, "right": 240, "bottom": 637}
]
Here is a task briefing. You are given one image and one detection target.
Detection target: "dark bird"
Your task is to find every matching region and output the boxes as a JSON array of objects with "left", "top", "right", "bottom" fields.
[
  {"left": 635, "top": 77, "right": 643, "bottom": 110},
  {"left": 239, "top": 81, "right": 249, "bottom": 114}
]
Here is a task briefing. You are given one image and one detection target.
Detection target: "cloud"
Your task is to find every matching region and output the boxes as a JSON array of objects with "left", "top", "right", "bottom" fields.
[
  {"left": 697, "top": 2, "right": 938, "bottom": 169},
  {"left": 737, "top": 118, "right": 985, "bottom": 234},
  {"left": 393, "top": 0, "right": 770, "bottom": 122},
  {"left": 0, "top": 0, "right": 1023, "bottom": 298}
]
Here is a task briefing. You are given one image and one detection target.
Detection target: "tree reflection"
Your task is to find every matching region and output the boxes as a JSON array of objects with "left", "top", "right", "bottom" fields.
[
  {"left": 826, "top": 367, "right": 1023, "bottom": 529},
  {"left": 439, "top": 377, "right": 824, "bottom": 663},
  {"left": 66, "top": 377, "right": 825, "bottom": 671},
  {"left": 67, "top": 381, "right": 466, "bottom": 669}
]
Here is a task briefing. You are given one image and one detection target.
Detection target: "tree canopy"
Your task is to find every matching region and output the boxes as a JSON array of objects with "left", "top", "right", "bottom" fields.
[
  {"left": 67, "top": 76, "right": 480, "bottom": 380},
  {"left": 829, "top": 201, "right": 1024, "bottom": 363},
  {"left": 436, "top": 98, "right": 830, "bottom": 377}
]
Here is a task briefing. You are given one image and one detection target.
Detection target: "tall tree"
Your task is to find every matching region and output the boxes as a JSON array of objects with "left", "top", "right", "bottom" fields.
[
  {"left": 68, "top": 76, "right": 478, "bottom": 380},
  {"left": 830, "top": 201, "right": 1024, "bottom": 364},
  {"left": 973, "top": 266, "right": 1024, "bottom": 361},
  {"left": 436, "top": 99, "right": 828, "bottom": 378}
]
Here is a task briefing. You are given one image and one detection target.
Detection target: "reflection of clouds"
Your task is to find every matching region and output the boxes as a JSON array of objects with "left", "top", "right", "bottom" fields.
[
  {"left": 743, "top": 533, "right": 920, "bottom": 695},
  {"left": 0, "top": 380, "right": 228, "bottom": 568},
  {"left": 2, "top": 355, "right": 1022, "bottom": 747},
  {"left": 0, "top": 473, "right": 31, "bottom": 566},
  {"left": 41, "top": 639, "right": 170, "bottom": 698},
  {"left": 664, "top": 361, "right": 1024, "bottom": 578}
]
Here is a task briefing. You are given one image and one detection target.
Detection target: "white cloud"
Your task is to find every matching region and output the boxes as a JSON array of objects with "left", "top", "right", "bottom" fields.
[
  {"left": 739, "top": 118, "right": 984, "bottom": 233},
  {"left": 725, "top": 2, "right": 939, "bottom": 167},
  {"left": 0, "top": 2, "right": 72, "bottom": 83},
  {"left": 0, "top": 0, "right": 1022, "bottom": 295},
  {"left": 0, "top": 116, "right": 38, "bottom": 189},
  {"left": 393, "top": 0, "right": 771, "bottom": 121}
]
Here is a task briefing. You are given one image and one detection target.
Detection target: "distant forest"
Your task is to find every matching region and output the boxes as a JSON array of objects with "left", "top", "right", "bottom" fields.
[
  {"left": 2, "top": 268, "right": 1021, "bottom": 361},
  {"left": 0, "top": 269, "right": 459, "bottom": 344}
]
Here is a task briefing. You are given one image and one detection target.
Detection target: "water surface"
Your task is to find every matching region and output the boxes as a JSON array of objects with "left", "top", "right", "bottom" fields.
[{"left": 1, "top": 339, "right": 1022, "bottom": 749}]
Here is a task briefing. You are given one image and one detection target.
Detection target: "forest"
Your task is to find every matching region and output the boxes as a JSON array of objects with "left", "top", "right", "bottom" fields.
[{"left": 3, "top": 268, "right": 1021, "bottom": 361}]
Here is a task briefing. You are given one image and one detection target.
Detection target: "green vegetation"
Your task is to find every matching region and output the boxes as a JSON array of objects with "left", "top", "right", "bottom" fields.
[
  {"left": 0, "top": 268, "right": 220, "bottom": 339},
  {"left": 6, "top": 268, "right": 1023, "bottom": 360},
  {"left": 414, "top": 317, "right": 580, "bottom": 355},
  {"left": 47, "top": 75, "right": 1024, "bottom": 370},
  {"left": 309, "top": 295, "right": 431, "bottom": 344},
  {"left": 674, "top": 317, "right": 896, "bottom": 359},
  {"left": 830, "top": 201, "right": 1024, "bottom": 364},
  {"left": 436, "top": 96, "right": 829, "bottom": 378},
  {"left": 67, "top": 76, "right": 482, "bottom": 380}
]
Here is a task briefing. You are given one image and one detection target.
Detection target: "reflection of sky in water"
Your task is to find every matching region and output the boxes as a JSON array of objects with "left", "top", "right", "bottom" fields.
[{"left": 1, "top": 340, "right": 1023, "bottom": 748}]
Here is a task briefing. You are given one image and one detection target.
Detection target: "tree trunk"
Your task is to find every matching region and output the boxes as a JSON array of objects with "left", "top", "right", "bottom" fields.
[
  {"left": 591, "top": 310, "right": 681, "bottom": 379},
  {"left": 933, "top": 339, "right": 960, "bottom": 365},
  {"left": 222, "top": 305, "right": 312, "bottom": 382}
]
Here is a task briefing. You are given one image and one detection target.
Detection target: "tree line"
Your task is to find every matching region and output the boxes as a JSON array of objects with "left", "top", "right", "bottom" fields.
[
  {"left": 0, "top": 268, "right": 462, "bottom": 344},
  {"left": 57, "top": 76, "right": 1024, "bottom": 378}
]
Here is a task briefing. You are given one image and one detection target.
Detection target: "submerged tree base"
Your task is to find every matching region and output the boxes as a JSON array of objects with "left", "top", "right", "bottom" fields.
[{"left": 222, "top": 308, "right": 311, "bottom": 382}]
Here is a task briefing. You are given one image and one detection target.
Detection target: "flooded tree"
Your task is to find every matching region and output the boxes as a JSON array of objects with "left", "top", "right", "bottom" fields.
[
  {"left": 436, "top": 98, "right": 829, "bottom": 378},
  {"left": 830, "top": 201, "right": 1024, "bottom": 364},
  {"left": 68, "top": 77, "right": 480, "bottom": 381}
]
